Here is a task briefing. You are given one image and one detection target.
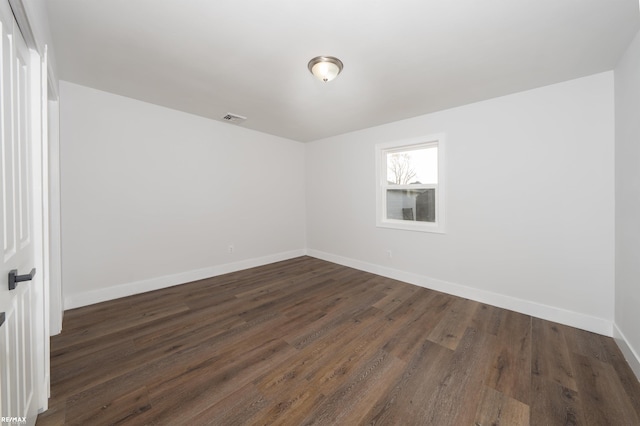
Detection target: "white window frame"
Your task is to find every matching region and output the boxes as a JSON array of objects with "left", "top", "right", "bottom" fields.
[{"left": 375, "top": 134, "right": 446, "bottom": 233}]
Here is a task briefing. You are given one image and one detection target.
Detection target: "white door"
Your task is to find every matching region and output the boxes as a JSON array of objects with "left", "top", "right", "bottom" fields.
[{"left": 0, "top": 0, "right": 46, "bottom": 423}]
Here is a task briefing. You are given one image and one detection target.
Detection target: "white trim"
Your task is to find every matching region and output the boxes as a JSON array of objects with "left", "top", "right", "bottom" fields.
[
  {"left": 64, "top": 249, "right": 307, "bottom": 309},
  {"left": 29, "top": 40, "right": 49, "bottom": 416},
  {"left": 306, "top": 249, "right": 613, "bottom": 336},
  {"left": 47, "top": 99, "right": 62, "bottom": 335},
  {"left": 613, "top": 323, "right": 640, "bottom": 381},
  {"left": 8, "top": 0, "right": 37, "bottom": 49}
]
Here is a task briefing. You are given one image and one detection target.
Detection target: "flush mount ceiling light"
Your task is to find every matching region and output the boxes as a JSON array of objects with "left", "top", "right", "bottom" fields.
[{"left": 308, "top": 56, "right": 344, "bottom": 82}]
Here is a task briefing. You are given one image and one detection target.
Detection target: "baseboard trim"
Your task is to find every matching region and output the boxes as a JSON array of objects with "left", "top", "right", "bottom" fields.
[
  {"left": 64, "top": 247, "right": 614, "bottom": 338},
  {"left": 613, "top": 323, "right": 640, "bottom": 381},
  {"left": 306, "top": 249, "right": 613, "bottom": 337},
  {"left": 64, "top": 249, "right": 307, "bottom": 310}
]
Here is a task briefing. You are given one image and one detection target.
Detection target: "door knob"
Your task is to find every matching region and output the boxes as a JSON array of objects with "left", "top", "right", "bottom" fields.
[{"left": 8, "top": 268, "right": 36, "bottom": 291}]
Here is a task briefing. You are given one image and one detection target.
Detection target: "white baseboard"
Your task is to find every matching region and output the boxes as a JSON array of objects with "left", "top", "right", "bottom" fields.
[
  {"left": 613, "top": 323, "right": 640, "bottom": 381},
  {"left": 64, "top": 247, "right": 614, "bottom": 339},
  {"left": 306, "top": 249, "right": 613, "bottom": 337},
  {"left": 64, "top": 249, "right": 307, "bottom": 310}
]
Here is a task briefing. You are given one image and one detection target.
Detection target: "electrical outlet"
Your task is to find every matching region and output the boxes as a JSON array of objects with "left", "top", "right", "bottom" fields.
[
  {"left": 386, "top": 250, "right": 392, "bottom": 259},
  {"left": 228, "top": 245, "right": 234, "bottom": 253}
]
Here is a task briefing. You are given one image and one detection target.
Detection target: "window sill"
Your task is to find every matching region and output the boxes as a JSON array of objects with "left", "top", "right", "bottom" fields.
[{"left": 376, "top": 219, "right": 445, "bottom": 234}]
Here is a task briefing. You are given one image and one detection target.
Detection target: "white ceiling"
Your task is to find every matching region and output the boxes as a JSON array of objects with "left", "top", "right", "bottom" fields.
[{"left": 46, "top": 1, "right": 639, "bottom": 142}]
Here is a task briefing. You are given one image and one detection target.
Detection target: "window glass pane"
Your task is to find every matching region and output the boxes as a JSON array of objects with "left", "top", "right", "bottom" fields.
[
  {"left": 386, "top": 146, "right": 437, "bottom": 185},
  {"left": 386, "top": 188, "right": 435, "bottom": 222}
]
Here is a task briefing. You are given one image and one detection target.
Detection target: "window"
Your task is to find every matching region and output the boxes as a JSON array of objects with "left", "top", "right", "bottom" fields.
[{"left": 376, "top": 134, "right": 445, "bottom": 233}]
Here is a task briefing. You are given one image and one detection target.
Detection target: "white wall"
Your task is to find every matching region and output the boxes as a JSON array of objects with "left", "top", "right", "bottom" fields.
[
  {"left": 60, "top": 81, "right": 306, "bottom": 308},
  {"left": 306, "top": 72, "right": 615, "bottom": 335},
  {"left": 614, "top": 30, "right": 640, "bottom": 378}
]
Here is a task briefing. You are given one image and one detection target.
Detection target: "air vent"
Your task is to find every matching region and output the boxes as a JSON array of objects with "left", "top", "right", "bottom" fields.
[{"left": 222, "top": 113, "right": 247, "bottom": 124}]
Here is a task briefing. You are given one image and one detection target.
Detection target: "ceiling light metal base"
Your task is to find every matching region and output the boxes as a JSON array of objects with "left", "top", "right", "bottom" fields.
[{"left": 308, "top": 56, "right": 344, "bottom": 82}]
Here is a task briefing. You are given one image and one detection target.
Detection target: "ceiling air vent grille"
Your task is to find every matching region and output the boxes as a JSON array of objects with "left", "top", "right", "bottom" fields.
[{"left": 222, "top": 113, "right": 247, "bottom": 124}]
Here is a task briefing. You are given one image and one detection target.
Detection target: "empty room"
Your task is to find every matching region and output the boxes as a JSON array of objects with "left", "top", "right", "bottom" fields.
[{"left": 1, "top": 0, "right": 640, "bottom": 425}]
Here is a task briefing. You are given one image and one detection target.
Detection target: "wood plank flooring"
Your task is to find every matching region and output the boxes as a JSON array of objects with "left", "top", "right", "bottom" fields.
[{"left": 37, "top": 256, "right": 640, "bottom": 425}]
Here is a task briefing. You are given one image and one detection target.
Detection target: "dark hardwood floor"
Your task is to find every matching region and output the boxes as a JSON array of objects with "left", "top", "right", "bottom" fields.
[{"left": 37, "top": 256, "right": 640, "bottom": 425}]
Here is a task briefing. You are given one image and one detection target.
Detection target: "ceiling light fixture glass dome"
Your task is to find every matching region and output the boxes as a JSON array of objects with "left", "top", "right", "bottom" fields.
[{"left": 308, "top": 56, "right": 343, "bottom": 82}]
